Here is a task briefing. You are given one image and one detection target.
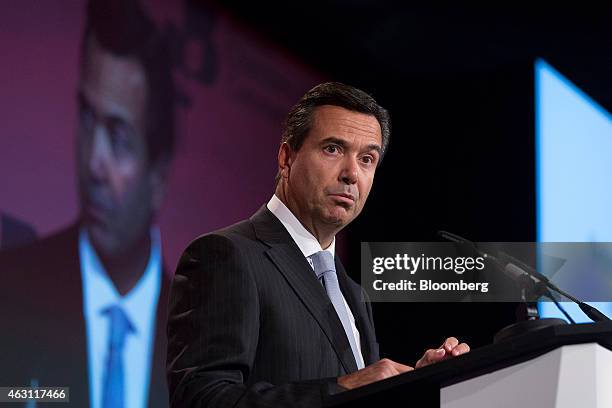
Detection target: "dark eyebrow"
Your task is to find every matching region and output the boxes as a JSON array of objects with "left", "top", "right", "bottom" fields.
[
  {"left": 321, "top": 137, "right": 382, "bottom": 156},
  {"left": 321, "top": 137, "right": 348, "bottom": 148},
  {"left": 365, "top": 144, "right": 382, "bottom": 156}
]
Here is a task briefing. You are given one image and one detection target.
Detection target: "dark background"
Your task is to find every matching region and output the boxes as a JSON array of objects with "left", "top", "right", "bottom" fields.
[{"left": 216, "top": 3, "right": 612, "bottom": 363}]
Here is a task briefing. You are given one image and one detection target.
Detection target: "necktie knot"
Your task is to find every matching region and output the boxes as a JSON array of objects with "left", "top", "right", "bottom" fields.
[
  {"left": 311, "top": 250, "right": 336, "bottom": 280},
  {"left": 101, "top": 305, "right": 134, "bottom": 350}
]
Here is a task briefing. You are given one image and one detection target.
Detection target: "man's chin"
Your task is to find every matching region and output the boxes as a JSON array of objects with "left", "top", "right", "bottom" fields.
[
  {"left": 322, "top": 207, "right": 353, "bottom": 226},
  {"left": 86, "top": 224, "right": 121, "bottom": 258}
]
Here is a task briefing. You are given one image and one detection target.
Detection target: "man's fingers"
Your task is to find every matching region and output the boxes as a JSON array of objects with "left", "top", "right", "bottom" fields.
[
  {"left": 415, "top": 338, "right": 471, "bottom": 369},
  {"left": 416, "top": 340, "right": 471, "bottom": 369},
  {"left": 451, "top": 342, "right": 470, "bottom": 356},
  {"left": 338, "top": 359, "right": 415, "bottom": 390},
  {"left": 442, "top": 337, "right": 459, "bottom": 352},
  {"left": 416, "top": 348, "right": 446, "bottom": 368},
  {"left": 381, "top": 358, "right": 413, "bottom": 375},
  {"left": 430, "top": 348, "right": 446, "bottom": 363},
  {"left": 390, "top": 360, "right": 414, "bottom": 374}
]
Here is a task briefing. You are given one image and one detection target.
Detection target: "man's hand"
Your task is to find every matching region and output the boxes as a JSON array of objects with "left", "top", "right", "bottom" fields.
[
  {"left": 336, "top": 338, "right": 470, "bottom": 390},
  {"left": 415, "top": 337, "right": 470, "bottom": 369},
  {"left": 337, "top": 358, "right": 414, "bottom": 390}
]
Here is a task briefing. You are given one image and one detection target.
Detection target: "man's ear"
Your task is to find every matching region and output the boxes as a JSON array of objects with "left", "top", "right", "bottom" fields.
[{"left": 277, "top": 142, "right": 295, "bottom": 181}]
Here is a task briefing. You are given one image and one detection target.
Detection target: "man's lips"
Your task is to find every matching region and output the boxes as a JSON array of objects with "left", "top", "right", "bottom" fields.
[
  {"left": 329, "top": 193, "right": 356, "bottom": 204},
  {"left": 83, "top": 202, "right": 111, "bottom": 224}
]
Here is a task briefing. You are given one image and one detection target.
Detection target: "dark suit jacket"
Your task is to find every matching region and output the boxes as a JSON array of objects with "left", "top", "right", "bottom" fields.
[
  {"left": 167, "top": 206, "right": 379, "bottom": 407},
  {"left": 0, "top": 223, "right": 170, "bottom": 407}
]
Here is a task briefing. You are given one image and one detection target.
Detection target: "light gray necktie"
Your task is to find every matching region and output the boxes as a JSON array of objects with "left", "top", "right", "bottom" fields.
[{"left": 311, "top": 250, "right": 364, "bottom": 369}]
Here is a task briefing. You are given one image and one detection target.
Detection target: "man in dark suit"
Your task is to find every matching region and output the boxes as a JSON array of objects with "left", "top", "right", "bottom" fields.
[
  {"left": 1, "top": 225, "right": 170, "bottom": 407},
  {"left": 0, "top": 1, "right": 174, "bottom": 406},
  {"left": 167, "top": 83, "right": 470, "bottom": 407},
  {"left": 0, "top": 212, "right": 37, "bottom": 250}
]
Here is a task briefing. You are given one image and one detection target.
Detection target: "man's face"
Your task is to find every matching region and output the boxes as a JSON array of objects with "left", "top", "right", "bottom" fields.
[
  {"left": 76, "top": 38, "right": 163, "bottom": 258},
  {"left": 282, "top": 105, "right": 382, "bottom": 231}
]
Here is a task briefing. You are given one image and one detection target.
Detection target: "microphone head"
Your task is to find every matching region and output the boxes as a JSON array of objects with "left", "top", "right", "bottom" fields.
[
  {"left": 437, "top": 230, "right": 472, "bottom": 245},
  {"left": 505, "top": 263, "right": 530, "bottom": 281}
]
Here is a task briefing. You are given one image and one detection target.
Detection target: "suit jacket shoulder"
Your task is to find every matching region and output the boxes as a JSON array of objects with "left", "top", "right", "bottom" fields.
[{"left": 167, "top": 205, "right": 378, "bottom": 408}]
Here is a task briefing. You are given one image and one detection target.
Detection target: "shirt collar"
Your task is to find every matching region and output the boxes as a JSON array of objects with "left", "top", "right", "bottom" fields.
[
  {"left": 267, "top": 194, "right": 335, "bottom": 258},
  {"left": 79, "top": 227, "right": 162, "bottom": 338}
]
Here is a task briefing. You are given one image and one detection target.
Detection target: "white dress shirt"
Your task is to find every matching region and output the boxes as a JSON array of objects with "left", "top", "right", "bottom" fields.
[
  {"left": 79, "top": 228, "right": 162, "bottom": 408},
  {"left": 267, "top": 194, "right": 365, "bottom": 368}
]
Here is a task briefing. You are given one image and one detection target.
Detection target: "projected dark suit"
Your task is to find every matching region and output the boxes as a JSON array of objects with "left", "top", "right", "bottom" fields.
[{"left": 0, "top": 224, "right": 170, "bottom": 407}]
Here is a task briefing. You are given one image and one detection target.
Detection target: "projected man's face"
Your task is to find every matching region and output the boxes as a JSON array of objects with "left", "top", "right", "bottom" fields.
[
  {"left": 282, "top": 105, "right": 382, "bottom": 231},
  {"left": 76, "top": 37, "right": 162, "bottom": 259}
]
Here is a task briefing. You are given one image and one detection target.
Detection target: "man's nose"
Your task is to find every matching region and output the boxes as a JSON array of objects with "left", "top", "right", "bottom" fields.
[
  {"left": 340, "top": 156, "right": 358, "bottom": 185},
  {"left": 87, "top": 126, "right": 112, "bottom": 181}
]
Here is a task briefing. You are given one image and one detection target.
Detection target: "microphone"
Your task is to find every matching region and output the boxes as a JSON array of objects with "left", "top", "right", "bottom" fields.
[
  {"left": 437, "top": 231, "right": 610, "bottom": 323},
  {"left": 498, "top": 251, "right": 609, "bottom": 322},
  {"left": 437, "top": 231, "right": 535, "bottom": 285},
  {"left": 438, "top": 231, "right": 546, "bottom": 303}
]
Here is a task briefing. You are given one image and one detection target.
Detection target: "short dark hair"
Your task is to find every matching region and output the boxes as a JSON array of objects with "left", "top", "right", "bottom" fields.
[
  {"left": 81, "top": 0, "right": 175, "bottom": 167},
  {"left": 277, "top": 82, "right": 390, "bottom": 184}
]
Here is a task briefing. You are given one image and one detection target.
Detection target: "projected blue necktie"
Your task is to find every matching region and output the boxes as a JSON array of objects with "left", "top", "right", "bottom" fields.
[
  {"left": 311, "top": 250, "right": 364, "bottom": 369},
  {"left": 101, "top": 305, "right": 134, "bottom": 408}
]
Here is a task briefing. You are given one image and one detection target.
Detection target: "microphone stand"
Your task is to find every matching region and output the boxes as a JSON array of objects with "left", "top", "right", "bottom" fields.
[
  {"left": 493, "top": 272, "right": 567, "bottom": 344},
  {"left": 438, "top": 231, "right": 609, "bottom": 343}
]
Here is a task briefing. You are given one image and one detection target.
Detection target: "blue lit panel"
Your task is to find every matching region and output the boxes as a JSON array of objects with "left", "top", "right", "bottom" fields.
[{"left": 536, "top": 59, "right": 612, "bottom": 322}]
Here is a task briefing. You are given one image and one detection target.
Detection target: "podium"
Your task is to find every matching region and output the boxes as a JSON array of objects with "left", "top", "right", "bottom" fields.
[{"left": 327, "top": 321, "right": 612, "bottom": 407}]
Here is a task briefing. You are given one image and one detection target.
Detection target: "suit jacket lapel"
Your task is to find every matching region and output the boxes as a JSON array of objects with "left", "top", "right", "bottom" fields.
[{"left": 251, "top": 206, "right": 359, "bottom": 374}]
